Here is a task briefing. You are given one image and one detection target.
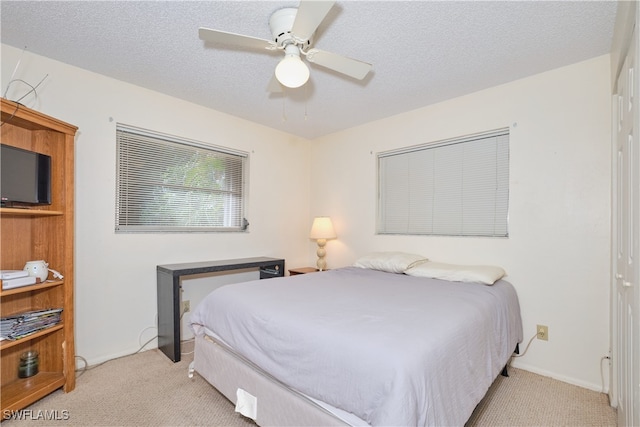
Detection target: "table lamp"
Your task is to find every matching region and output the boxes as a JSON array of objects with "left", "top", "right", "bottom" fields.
[{"left": 309, "top": 217, "right": 336, "bottom": 271}]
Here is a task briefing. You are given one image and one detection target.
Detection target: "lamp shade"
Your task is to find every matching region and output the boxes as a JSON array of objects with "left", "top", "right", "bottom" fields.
[
  {"left": 309, "top": 217, "right": 336, "bottom": 240},
  {"left": 275, "top": 45, "right": 310, "bottom": 88}
]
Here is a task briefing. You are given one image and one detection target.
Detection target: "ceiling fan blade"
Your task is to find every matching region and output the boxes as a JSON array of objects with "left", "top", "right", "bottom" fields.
[
  {"left": 306, "top": 48, "right": 372, "bottom": 80},
  {"left": 199, "top": 27, "right": 276, "bottom": 51},
  {"left": 290, "top": 0, "right": 336, "bottom": 43},
  {"left": 267, "top": 74, "right": 283, "bottom": 93}
]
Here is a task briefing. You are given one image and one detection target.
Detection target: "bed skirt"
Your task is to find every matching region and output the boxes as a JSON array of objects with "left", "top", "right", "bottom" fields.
[{"left": 193, "top": 332, "right": 360, "bottom": 426}]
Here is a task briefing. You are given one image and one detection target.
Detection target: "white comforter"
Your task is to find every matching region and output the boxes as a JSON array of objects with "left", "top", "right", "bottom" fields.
[{"left": 190, "top": 266, "right": 522, "bottom": 426}]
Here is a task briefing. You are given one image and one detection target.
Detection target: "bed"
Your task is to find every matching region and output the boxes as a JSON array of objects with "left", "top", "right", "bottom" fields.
[{"left": 189, "top": 260, "right": 523, "bottom": 426}]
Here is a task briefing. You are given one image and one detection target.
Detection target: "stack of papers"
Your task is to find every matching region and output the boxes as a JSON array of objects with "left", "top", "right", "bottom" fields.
[
  {"left": 1, "top": 270, "right": 37, "bottom": 290},
  {"left": 0, "top": 270, "right": 29, "bottom": 280},
  {"left": 1, "top": 308, "right": 63, "bottom": 341}
]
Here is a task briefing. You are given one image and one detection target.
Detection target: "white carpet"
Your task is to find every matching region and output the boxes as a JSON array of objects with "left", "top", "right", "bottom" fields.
[{"left": 3, "top": 346, "right": 616, "bottom": 426}]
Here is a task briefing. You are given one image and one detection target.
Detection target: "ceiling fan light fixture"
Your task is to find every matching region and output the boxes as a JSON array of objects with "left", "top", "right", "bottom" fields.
[
  {"left": 275, "top": 45, "right": 310, "bottom": 88},
  {"left": 199, "top": 1, "right": 372, "bottom": 93}
]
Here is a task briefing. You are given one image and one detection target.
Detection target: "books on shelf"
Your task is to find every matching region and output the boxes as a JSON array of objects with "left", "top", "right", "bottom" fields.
[
  {"left": 1, "top": 308, "right": 63, "bottom": 341},
  {"left": 1, "top": 274, "right": 37, "bottom": 290}
]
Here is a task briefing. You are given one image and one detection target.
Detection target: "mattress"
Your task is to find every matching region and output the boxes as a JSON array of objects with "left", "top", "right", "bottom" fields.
[{"left": 190, "top": 266, "right": 523, "bottom": 426}]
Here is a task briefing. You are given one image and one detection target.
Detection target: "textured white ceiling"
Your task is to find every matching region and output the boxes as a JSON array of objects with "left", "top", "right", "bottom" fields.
[{"left": 0, "top": 1, "right": 618, "bottom": 139}]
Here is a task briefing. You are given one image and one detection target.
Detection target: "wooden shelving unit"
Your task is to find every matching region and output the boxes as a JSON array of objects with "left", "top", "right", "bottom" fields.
[
  {"left": 0, "top": 280, "right": 64, "bottom": 298},
  {"left": 0, "top": 99, "right": 77, "bottom": 415},
  {"left": 0, "top": 208, "right": 64, "bottom": 216}
]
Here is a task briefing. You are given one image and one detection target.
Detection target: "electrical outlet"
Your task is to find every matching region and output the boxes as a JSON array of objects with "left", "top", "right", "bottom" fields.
[
  {"left": 537, "top": 324, "right": 548, "bottom": 341},
  {"left": 182, "top": 300, "right": 190, "bottom": 313}
]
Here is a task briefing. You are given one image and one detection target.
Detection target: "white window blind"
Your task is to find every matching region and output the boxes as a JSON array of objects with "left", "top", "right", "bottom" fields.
[
  {"left": 377, "top": 129, "right": 509, "bottom": 237},
  {"left": 116, "top": 124, "right": 248, "bottom": 232}
]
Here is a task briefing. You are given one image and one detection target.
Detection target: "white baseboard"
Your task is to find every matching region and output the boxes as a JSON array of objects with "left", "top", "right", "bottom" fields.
[
  {"left": 510, "top": 360, "right": 607, "bottom": 394},
  {"left": 75, "top": 341, "right": 158, "bottom": 370}
]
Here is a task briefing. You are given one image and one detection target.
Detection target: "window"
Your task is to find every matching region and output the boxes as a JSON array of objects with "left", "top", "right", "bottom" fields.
[
  {"left": 377, "top": 129, "right": 509, "bottom": 237},
  {"left": 115, "top": 124, "right": 248, "bottom": 232}
]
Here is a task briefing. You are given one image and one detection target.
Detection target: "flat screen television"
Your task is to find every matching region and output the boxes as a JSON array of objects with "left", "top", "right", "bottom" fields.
[{"left": 1, "top": 144, "right": 51, "bottom": 206}]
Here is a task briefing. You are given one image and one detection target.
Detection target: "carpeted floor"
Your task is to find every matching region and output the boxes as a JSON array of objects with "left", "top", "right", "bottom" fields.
[
  {"left": 465, "top": 366, "right": 616, "bottom": 426},
  {"left": 3, "top": 344, "right": 616, "bottom": 426}
]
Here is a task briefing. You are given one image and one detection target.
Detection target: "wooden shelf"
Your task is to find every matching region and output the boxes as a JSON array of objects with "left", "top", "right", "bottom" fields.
[
  {"left": 1, "top": 372, "right": 66, "bottom": 413},
  {"left": 0, "top": 324, "right": 64, "bottom": 351},
  {"left": 1, "top": 98, "right": 77, "bottom": 413},
  {"left": 0, "top": 208, "right": 64, "bottom": 216},
  {"left": 0, "top": 280, "right": 64, "bottom": 297}
]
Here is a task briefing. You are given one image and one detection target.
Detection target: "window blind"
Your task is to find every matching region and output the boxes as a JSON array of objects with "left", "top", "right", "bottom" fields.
[
  {"left": 377, "top": 129, "right": 509, "bottom": 237},
  {"left": 115, "top": 124, "right": 248, "bottom": 232}
]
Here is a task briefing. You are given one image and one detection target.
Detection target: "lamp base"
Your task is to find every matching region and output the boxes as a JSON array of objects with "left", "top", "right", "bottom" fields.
[{"left": 316, "top": 238, "right": 327, "bottom": 271}]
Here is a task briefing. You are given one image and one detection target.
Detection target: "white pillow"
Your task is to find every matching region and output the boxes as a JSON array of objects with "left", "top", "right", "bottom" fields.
[
  {"left": 353, "top": 252, "right": 428, "bottom": 274},
  {"left": 404, "top": 261, "right": 506, "bottom": 285}
]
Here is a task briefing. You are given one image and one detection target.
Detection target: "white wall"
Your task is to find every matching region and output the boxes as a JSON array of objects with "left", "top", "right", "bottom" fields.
[
  {"left": 1, "top": 44, "right": 312, "bottom": 365},
  {"left": 309, "top": 55, "right": 612, "bottom": 391}
]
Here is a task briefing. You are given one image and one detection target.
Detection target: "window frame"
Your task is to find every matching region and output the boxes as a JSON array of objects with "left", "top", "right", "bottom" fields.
[
  {"left": 115, "top": 124, "right": 249, "bottom": 233},
  {"left": 376, "top": 128, "right": 510, "bottom": 237}
]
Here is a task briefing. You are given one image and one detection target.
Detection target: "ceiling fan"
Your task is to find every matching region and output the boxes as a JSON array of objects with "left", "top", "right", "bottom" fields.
[{"left": 198, "top": 0, "right": 373, "bottom": 91}]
